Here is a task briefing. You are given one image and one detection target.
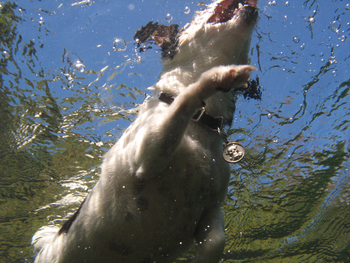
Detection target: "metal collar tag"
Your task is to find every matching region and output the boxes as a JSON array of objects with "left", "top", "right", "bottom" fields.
[{"left": 222, "top": 142, "right": 245, "bottom": 163}]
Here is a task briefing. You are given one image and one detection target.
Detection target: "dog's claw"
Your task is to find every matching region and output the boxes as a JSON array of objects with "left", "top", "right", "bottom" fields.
[
  {"left": 198, "top": 64, "right": 257, "bottom": 99},
  {"left": 218, "top": 65, "right": 257, "bottom": 93}
]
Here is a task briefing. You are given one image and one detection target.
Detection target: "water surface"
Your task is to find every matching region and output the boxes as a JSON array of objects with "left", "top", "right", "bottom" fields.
[{"left": 0, "top": 0, "right": 349, "bottom": 262}]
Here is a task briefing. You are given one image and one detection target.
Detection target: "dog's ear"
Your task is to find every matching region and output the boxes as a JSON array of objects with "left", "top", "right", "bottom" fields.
[{"left": 134, "top": 21, "right": 180, "bottom": 59}]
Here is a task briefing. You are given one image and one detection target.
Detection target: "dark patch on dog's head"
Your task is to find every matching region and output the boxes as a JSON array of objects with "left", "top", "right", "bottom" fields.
[
  {"left": 58, "top": 198, "right": 86, "bottom": 235},
  {"left": 134, "top": 21, "right": 180, "bottom": 59}
]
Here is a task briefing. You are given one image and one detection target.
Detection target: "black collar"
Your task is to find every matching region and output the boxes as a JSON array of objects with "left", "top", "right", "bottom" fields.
[{"left": 159, "top": 93, "right": 223, "bottom": 131}]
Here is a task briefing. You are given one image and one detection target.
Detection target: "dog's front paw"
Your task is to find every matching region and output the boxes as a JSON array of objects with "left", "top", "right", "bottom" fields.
[
  {"left": 215, "top": 65, "right": 257, "bottom": 92},
  {"left": 197, "top": 65, "right": 256, "bottom": 100}
]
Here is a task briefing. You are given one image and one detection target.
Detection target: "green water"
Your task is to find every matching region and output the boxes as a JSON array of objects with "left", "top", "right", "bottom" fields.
[{"left": 0, "top": 1, "right": 349, "bottom": 262}]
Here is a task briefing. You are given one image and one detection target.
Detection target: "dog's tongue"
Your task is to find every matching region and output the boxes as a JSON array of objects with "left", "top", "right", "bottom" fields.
[{"left": 207, "top": 0, "right": 258, "bottom": 24}]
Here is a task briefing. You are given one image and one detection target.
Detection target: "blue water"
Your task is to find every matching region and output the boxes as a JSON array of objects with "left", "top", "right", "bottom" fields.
[{"left": 0, "top": 0, "right": 349, "bottom": 262}]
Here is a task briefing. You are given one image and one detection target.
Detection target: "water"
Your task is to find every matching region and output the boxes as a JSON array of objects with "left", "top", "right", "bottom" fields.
[{"left": 0, "top": 1, "right": 349, "bottom": 262}]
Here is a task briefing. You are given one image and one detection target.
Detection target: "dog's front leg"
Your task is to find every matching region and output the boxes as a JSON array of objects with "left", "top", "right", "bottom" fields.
[
  {"left": 186, "top": 65, "right": 256, "bottom": 102},
  {"left": 135, "top": 65, "right": 255, "bottom": 178},
  {"left": 193, "top": 206, "right": 225, "bottom": 263}
]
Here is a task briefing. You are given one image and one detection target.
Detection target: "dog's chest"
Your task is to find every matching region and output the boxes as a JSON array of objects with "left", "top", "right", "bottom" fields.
[
  {"left": 104, "top": 132, "right": 230, "bottom": 257},
  {"left": 146, "top": 139, "right": 227, "bottom": 203},
  {"left": 126, "top": 128, "right": 230, "bottom": 219}
]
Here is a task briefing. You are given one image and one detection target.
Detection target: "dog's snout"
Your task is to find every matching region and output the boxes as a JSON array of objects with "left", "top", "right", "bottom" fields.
[{"left": 240, "top": 5, "right": 259, "bottom": 24}]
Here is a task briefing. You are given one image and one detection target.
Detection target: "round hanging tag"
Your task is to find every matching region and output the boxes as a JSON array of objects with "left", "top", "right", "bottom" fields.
[{"left": 222, "top": 142, "right": 245, "bottom": 163}]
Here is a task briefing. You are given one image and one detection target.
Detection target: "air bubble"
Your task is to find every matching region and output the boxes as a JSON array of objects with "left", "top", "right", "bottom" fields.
[
  {"left": 166, "top": 13, "right": 173, "bottom": 22},
  {"left": 339, "top": 35, "right": 347, "bottom": 42},
  {"left": 184, "top": 6, "right": 190, "bottom": 14},
  {"left": 293, "top": 36, "right": 300, "bottom": 43},
  {"left": 285, "top": 1, "right": 290, "bottom": 6},
  {"left": 39, "top": 16, "right": 45, "bottom": 26},
  {"left": 2, "top": 50, "right": 10, "bottom": 58},
  {"left": 113, "top": 38, "right": 127, "bottom": 51},
  {"left": 268, "top": 1, "right": 277, "bottom": 6},
  {"left": 330, "top": 20, "right": 341, "bottom": 33},
  {"left": 73, "top": 60, "right": 85, "bottom": 72},
  {"left": 300, "top": 43, "right": 305, "bottom": 50},
  {"left": 308, "top": 17, "right": 315, "bottom": 23},
  {"left": 329, "top": 57, "right": 337, "bottom": 64}
]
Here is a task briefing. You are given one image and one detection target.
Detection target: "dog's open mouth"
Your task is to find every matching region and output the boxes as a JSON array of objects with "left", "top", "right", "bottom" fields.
[{"left": 207, "top": 0, "right": 258, "bottom": 24}]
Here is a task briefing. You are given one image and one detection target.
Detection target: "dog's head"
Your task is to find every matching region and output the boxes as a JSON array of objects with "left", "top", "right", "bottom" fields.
[
  {"left": 134, "top": 0, "right": 259, "bottom": 124},
  {"left": 135, "top": 0, "right": 258, "bottom": 67},
  {"left": 176, "top": 0, "right": 259, "bottom": 66}
]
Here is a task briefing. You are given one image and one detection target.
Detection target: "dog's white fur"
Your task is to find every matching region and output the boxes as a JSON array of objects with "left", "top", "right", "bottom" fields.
[{"left": 32, "top": 1, "right": 258, "bottom": 262}]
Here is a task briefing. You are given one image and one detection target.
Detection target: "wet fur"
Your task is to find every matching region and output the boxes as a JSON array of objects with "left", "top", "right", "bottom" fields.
[{"left": 32, "top": 1, "right": 258, "bottom": 262}]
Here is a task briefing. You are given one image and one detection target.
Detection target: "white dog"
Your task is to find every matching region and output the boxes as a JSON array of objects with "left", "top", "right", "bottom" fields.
[{"left": 32, "top": 0, "right": 259, "bottom": 262}]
